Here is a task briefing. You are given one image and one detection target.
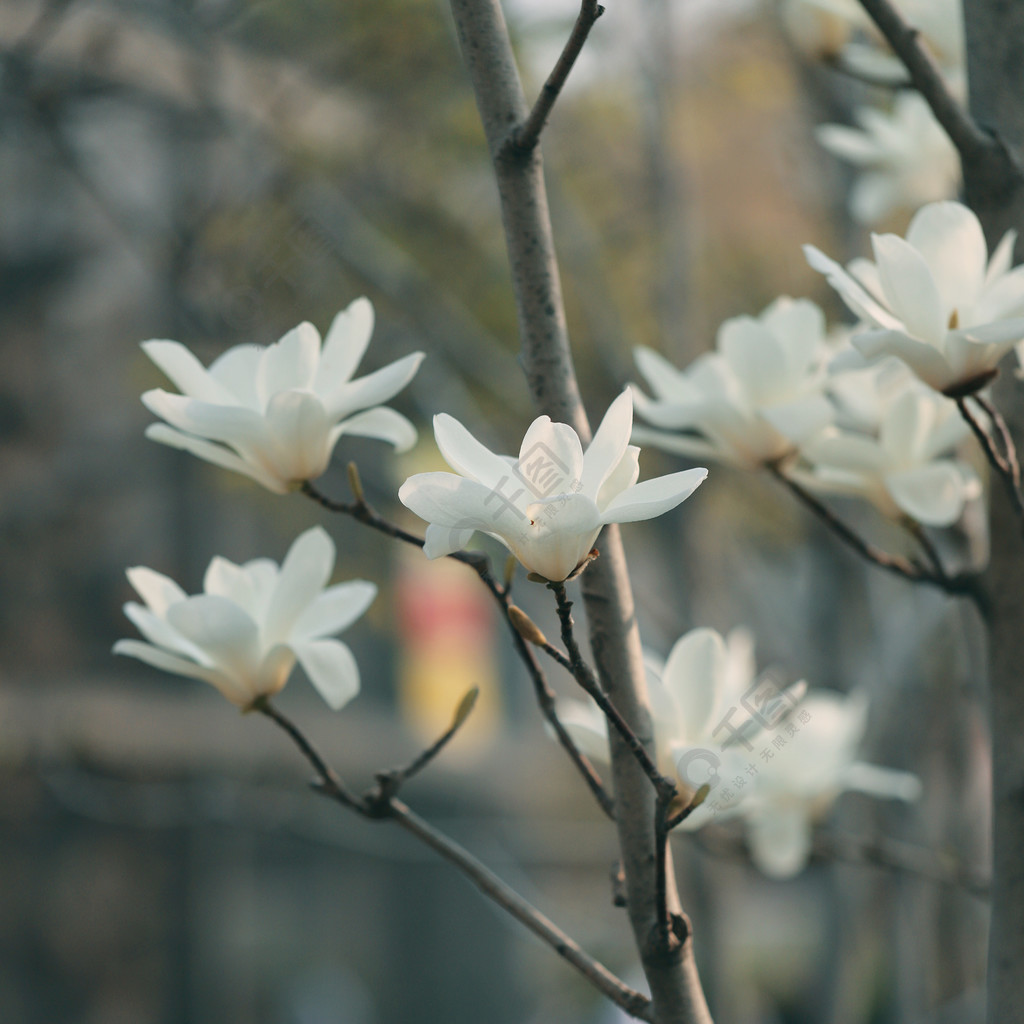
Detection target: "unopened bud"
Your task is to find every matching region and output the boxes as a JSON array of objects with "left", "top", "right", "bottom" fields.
[{"left": 508, "top": 605, "right": 548, "bottom": 646}]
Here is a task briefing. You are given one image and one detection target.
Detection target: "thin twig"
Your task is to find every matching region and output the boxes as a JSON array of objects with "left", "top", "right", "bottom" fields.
[
  {"left": 373, "top": 688, "right": 480, "bottom": 804},
  {"left": 301, "top": 476, "right": 616, "bottom": 818},
  {"left": 548, "top": 582, "right": 677, "bottom": 801},
  {"left": 957, "top": 398, "right": 1024, "bottom": 524},
  {"left": 855, "top": 0, "right": 998, "bottom": 165},
  {"left": 767, "top": 463, "right": 981, "bottom": 600},
  {"left": 253, "top": 698, "right": 364, "bottom": 811},
  {"left": 974, "top": 392, "right": 1023, "bottom": 494},
  {"left": 258, "top": 698, "right": 653, "bottom": 1020},
  {"left": 506, "top": 0, "right": 605, "bottom": 155}
]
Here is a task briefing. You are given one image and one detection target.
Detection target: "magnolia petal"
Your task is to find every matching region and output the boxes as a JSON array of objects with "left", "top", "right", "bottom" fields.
[
  {"left": 517, "top": 417, "right": 585, "bottom": 498},
  {"left": 333, "top": 406, "right": 418, "bottom": 452},
  {"left": 517, "top": 493, "right": 603, "bottom": 580},
  {"left": 166, "top": 595, "right": 262, "bottom": 683},
  {"left": 208, "top": 344, "right": 262, "bottom": 409},
  {"left": 141, "top": 340, "right": 235, "bottom": 404},
  {"left": 815, "top": 122, "right": 882, "bottom": 165},
  {"left": 263, "top": 390, "right": 332, "bottom": 481},
  {"left": 879, "top": 390, "right": 933, "bottom": 463},
  {"left": 628, "top": 426, "right": 724, "bottom": 464},
  {"left": 142, "top": 390, "right": 267, "bottom": 452},
  {"left": 986, "top": 229, "right": 1018, "bottom": 286},
  {"left": 761, "top": 395, "right": 834, "bottom": 443},
  {"left": 291, "top": 579, "right": 377, "bottom": 640},
  {"left": 556, "top": 700, "right": 611, "bottom": 764},
  {"left": 292, "top": 638, "right": 361, "bottom": 710},
  {"left": 851, "top": 329, "right": 954, "bottom": 390},
  {"left": 661, "top": 627, "right": 725, "bottom": 744},
  {"left": 144, "top": 424, "right": 288, "bottom": 493},
  {"left": 842, "top": 761, "right": 922, "bottom": 801},
  {"left": 905, "top": 201, "right": 987, "bottom": 313},
  {"left": 802, "top": 430, "right": 887, "bottom": 472},
  {"left": 123, "top": 602, "right": 208, "bottom": 663},
  {"left": 596, "top": 446, "right": 640, "bottom": 511},
  {"left": 255, "top": 322, "right": 321, "bottom": 407},
  {"left": 600, "top": 468, "right": 707, "bottom": 524},
  {"left": 630, "top": 386, "right": 705, "bottom": 430},
  {"left": 959, "top": 317, "right": 1024, "bottom": 346},
  {"left": 745, "top": 805, "right": 814, "bottom": 879},
  {"left": 719, "top": 317, "right": 790, "bottom": 404},
  {"left": 263, "top": 526, "right": 336, "bottom": 644},
  {"left": 126, "top": 565, "right": 188, "bottom": 616},
  {"left": 804, "top": 245, "right": 903, "bottom": 330},
  {"left": 849, "top": 173, "right": 900, "bottom": 226},
  {"left": 203, "top": 555, "right": 259, "bottom": 611},
  {"left": 316, "top": 297, "right": 375, "bottom": 393},
  {"left": 113, "top": 638, "right": 222, "bottom": 687},
  {"left": 324, "top": 351, "right": 425, "bottom": 422},
  {"left": 433, "top": 413, "right": 514, "bottom": 488},
  {"left": 400, "top": 472, "right": 525, "bottom": 529},
  {"left": 423, "top": 523, "right": 476, "bottom": 559},
  {"left": 634, "top": 346, "right": 692, "bottom": 401},
  {"left": 580, "top": 391, "right": 633, "bottom": 501},
  {"left": 871, "top": 233, "right": 946, "bottom": 344},
  {"left": 885, "top": 462, "right": 968, "bottom": 526}
]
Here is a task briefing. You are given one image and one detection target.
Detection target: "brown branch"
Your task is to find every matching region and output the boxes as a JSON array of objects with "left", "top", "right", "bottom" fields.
[
  {"left": 302, "top": 476, "right": 616, "bottom": 818},
  {"left": 974, "top": 392, "right": 1023, "bottom": 495},
  {"left": 767, "top": 463, "right": 982, "bottom": 601},
  {"left": 548, "top": 582, "right": 676, "bottom": 802},
  {"left": 258, "top": 698, "right": 653, "bottom": 1020},
  {"left": 854, "top": 0, "right": 998, "bottom": 165},
  {"left": 506, "top": 0, "right": 605, "bottom": 156},
  {"left": 957, "top": 397, "right": 1024, "bottom": 525}
]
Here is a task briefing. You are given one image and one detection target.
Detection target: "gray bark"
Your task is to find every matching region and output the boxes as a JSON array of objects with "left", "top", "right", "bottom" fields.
[{"left": 446, "top": 1, "right": 712, "bottom": 1020}]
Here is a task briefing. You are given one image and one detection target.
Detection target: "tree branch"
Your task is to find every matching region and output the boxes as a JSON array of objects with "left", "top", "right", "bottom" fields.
[
  {"left": 257, "top": 698, "right": 653, "bottom": 1020},
  {"left": 854, "top": 0, "right": 996, "bottom": 164},
  {"left": 506, "top": 0, "right": 605, "bottom": 155},
  {"left": 446, "top": 2, "right": 713, "bottom": 1018},
  {"left": 767, "top": 463, "right": 982, "bottom": 601}
]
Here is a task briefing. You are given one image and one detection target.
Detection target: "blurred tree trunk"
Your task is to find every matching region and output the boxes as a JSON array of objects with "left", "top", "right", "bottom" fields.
[{"left": 962, "top": 3, "right": 1024, "bottom": 1021}]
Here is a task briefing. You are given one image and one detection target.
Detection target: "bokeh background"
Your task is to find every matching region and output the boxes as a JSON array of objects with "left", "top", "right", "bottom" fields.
[{"left": 0, "top": 0, "right": 990, "bottom": 1020}]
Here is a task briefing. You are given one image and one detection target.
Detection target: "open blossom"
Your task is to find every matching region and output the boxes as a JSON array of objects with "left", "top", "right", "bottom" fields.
[
  {"left": 141, "top": 298, "right": 424, "bottom": 493},
  {"left": 799, "top": 380, "right": 980, "bottom": 526},
  {"left": 559, "top": 627, "right": 806, "bottom": 830},
  {"left": 816, "top": 93, "right": 960, "bottom": 225},
  {"left": 114, "top": 526, "right": 376, "bottom": 711},
  {"left": 398, "top": 391, "right": 707, "bottom": 582},
  {"left": 740, "top": 691, "right": 921, "bottom": 878},
  {"left": 806, "top": 202, "right": 1024, "bottom": 396},
  {"left": 630, "top": 297, "right": 834, "bottom": 468}
]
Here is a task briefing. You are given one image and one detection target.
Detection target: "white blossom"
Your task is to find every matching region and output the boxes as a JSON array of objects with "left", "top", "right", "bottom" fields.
[
  {"left": 141, "top": 298, "right": 424, "bottom": 493},
  {"left": 740, "top": 691, "right": 921, "bottom": 878},
  {"left": 799, "top": 384, "right": 980, "bottom": 525},
  {"left": 114, "top": 526, "right": 376, "bottom": 710},
  {"left": 816, "top": 93, "right": 960, "bottom": 225},
  {"left": 398, "top": 391, "right": 706, "bottom": 582},
  {"left": 806, "top": 201, "right": 1024, "bottom": 396},
  {"left": 630, "top": 297, "right": 834, "bottom": 468}
]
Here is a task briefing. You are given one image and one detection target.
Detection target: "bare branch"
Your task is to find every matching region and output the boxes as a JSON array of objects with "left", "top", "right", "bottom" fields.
[
  {"left": 957, "top": 397, "right": 1024, "bottom": 528},
  {"left": 855, "top": 0, "right": 998, "bottom": 165},
  {"left": 258, "top": 698, "right": 653, "bottom": 1020},
  {"left": 767, "top": 462, "right": 983, "bottom": 602},
  {"left": 506, "top": 0, "right": 605, "bottom": 156},
  {"left": 301, "top": 476, "right": 616, "bottom": 817}
]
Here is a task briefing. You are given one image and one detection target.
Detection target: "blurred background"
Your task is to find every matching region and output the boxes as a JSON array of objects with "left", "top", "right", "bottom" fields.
[{"left": 0, "top": 0, "right": 991, "bottom": 1020}]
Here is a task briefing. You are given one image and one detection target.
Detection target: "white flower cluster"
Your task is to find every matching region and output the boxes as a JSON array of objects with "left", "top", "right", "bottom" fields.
[
  {"left": 632, "top": 201, "right": 1024, "bottom": 531},
  {"left": 559, "top": 626, "right": 920, "bottom": 878},
  {"left": 781, "top": 0, "right": 964, "bottom": 224}
]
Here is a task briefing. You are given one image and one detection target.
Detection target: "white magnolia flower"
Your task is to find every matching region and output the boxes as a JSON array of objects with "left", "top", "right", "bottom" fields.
[
  {"left": 141, "top": 298, "right": 424, "bottom": 493},
  {"left": 114, "top": 526, "right": 376, "bottom": 710},
  {"left": 816, "top": 93, "right": 960, "bottom": 225},
  {"left": 398, "top": 391, "right": 707, "bottom": 582},
  {"left": 630, "top": 297, "right": 834, "bottom": 468},
  {"left": 798, "top": 385, "right": 980, "bottom": 525},
  {"left": 559, "top": 627, "right": 805, "bottom": 828},
  {"left": 806, "top": 201, "right": 1024, "bottom": 396},
  {"left": 741, "top": 691, "right": 921, "bottom": 878}
]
